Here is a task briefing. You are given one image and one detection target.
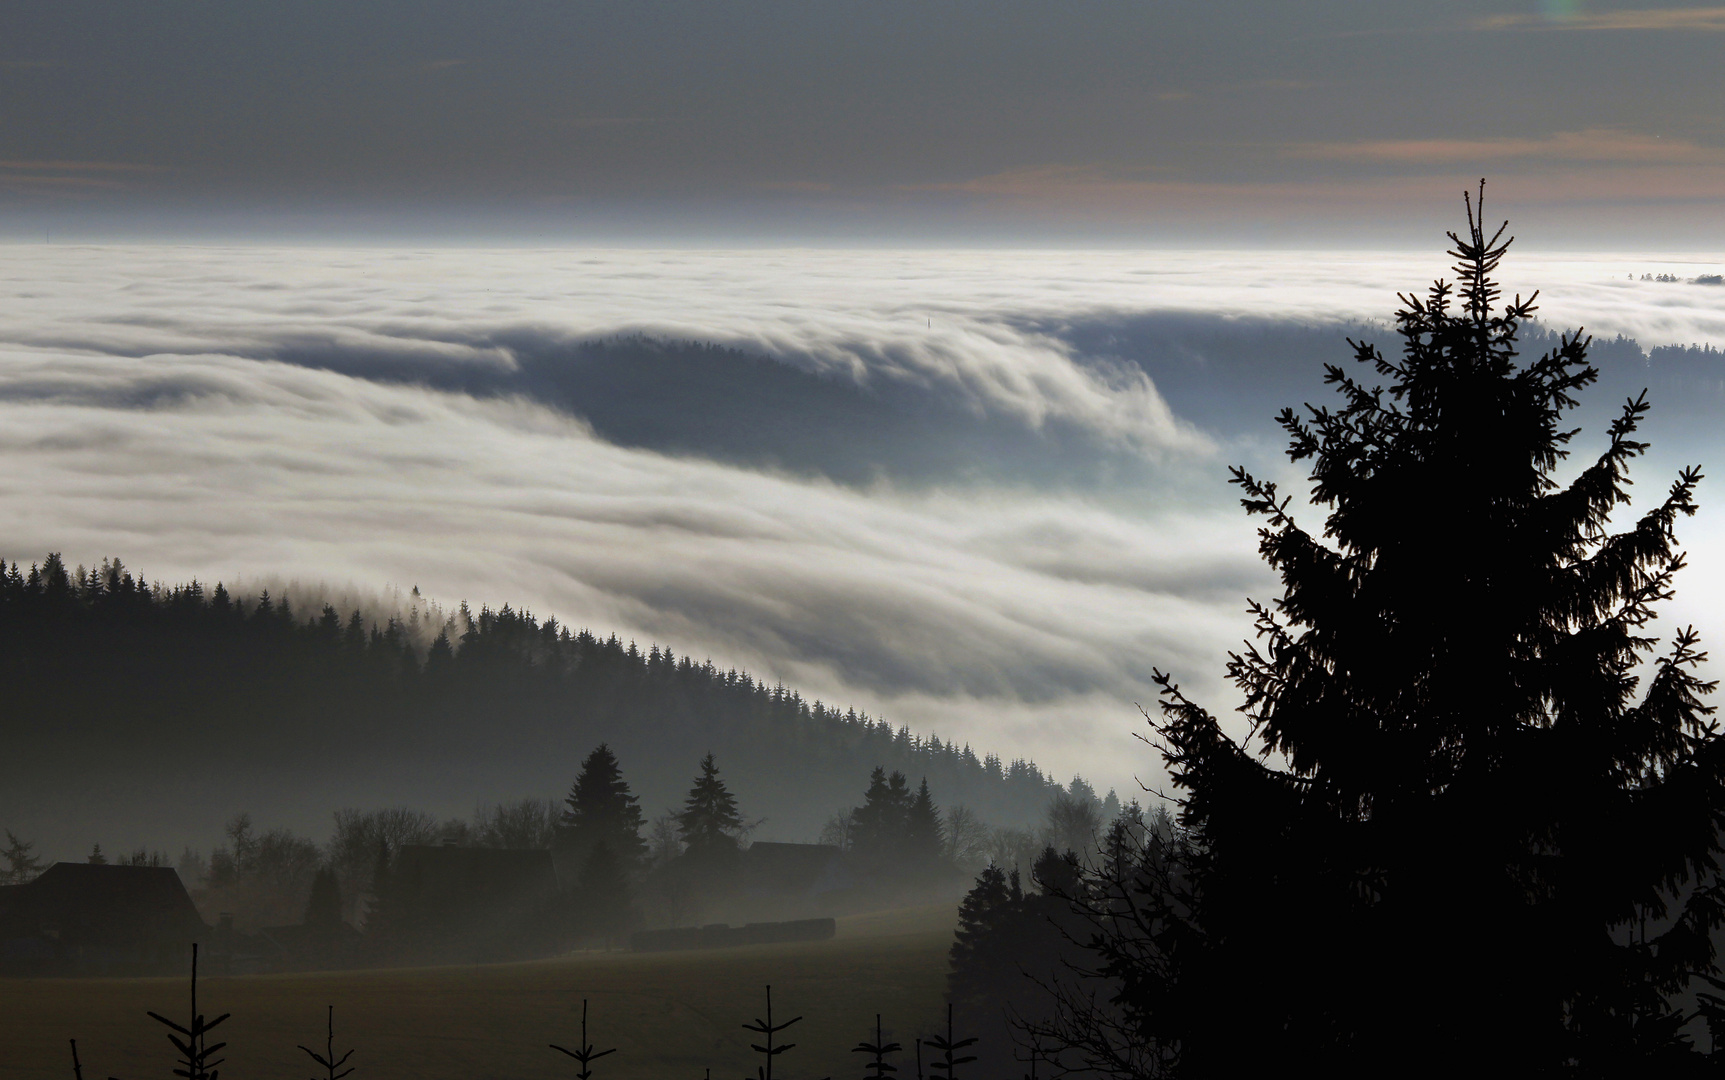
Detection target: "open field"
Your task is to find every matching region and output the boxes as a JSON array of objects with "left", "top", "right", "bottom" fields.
[{"left": 0, "top": 906, "right": 958, "bottom": 1080}]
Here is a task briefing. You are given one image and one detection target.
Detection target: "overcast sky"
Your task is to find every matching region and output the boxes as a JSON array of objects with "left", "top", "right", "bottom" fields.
[{"left": 5, "top": 1, "right": 1725, "bottom": 243}]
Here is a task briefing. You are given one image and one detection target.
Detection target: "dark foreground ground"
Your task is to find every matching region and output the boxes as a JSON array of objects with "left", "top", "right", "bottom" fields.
[{"left": 1, "top": 906, "right": 954, "bottom": 1080}]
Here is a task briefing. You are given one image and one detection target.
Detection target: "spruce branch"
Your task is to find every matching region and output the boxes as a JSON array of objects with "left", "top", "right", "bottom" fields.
[
  {"left": 298, "top": 1005, "right": 355, "bottom": 1080},
  {"left": 851, "top": 1014, "right": 901, "bottom": 1080},
  {"left": 550, "top": 999, "right": 617, "bottom": 1080},
  {"left": 137, "top": 944, "right": 229, "bottom": 1080},
  {"left": 740, "top": 985, "right": 826, "bottom": 1080},
  {"left": 922, "top": 1004, "right": 977, "bottom": 1080}
]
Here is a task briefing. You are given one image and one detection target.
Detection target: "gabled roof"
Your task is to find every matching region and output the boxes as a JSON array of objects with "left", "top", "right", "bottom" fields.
[
  {"left": 4, "top": 863, "right": 206, "bottom": 945},
  {"left": 740, "top": 842, "right": 847, "bottom": 894},
  {"left": 743, "top": 842, "right": 842, "bottom": 871}
]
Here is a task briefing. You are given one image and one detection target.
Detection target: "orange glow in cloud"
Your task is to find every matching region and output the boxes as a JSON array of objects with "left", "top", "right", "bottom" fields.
[
  {"left": 1478, "top": 7, "right": 1725, "bottom": 31},
  {"left": 1292, "top": 130, "right": 1725, "bottom": 166}
]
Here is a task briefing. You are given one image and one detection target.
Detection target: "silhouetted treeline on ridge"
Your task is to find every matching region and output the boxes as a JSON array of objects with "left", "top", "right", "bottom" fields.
[{"left": 0, "top": 553, "right": 1071, "bottom": 850}]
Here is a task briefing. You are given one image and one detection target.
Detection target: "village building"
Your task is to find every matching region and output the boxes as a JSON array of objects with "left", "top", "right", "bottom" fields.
[
  {"left": 0, "top": 863, "right": 206, "bottom": 975},
  {"left": 738, "top": 841, "right": 853, "bottom": 912}
]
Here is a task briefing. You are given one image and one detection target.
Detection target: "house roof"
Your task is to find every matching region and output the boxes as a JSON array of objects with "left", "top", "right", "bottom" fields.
[
  {"left": 3, "top": 863, "right": 206, "bottom": 945},
  {"left": 740, "top": 842, "right": 845, "bottom": 892}
]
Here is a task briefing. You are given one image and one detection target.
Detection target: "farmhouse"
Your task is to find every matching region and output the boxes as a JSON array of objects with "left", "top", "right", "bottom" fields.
[
  {"left": 741, "top": 842, "right": 850, "bottom": 898},
  {"left": 0, "top": 862, "right": 206, "bottom": 975}
]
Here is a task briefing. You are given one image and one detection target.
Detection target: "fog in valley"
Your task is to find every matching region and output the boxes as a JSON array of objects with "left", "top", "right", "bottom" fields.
[{"left": 2, "top": 247, "right": 1721, "bottom": 863}]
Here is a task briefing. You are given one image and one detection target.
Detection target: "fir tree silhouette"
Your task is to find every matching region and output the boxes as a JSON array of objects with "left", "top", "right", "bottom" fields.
[
  {"left": 298, "top": 1005, "right": 355, "bottom": 1080},
  {"left": 902, "top": 780, "right": 944, "bottom": 870},
  {"left": 740, "top": 985, "right": 828, "bottom": 1080},
  {"left": 922, "top": 1005, "right": 975, "bottom": 1080},
  {"left": 550, "top": 999, "right": 616, "bottom": 1080},
  {"left": 303, "top": 868, "right": 343, "bottom": 932},
  {"left": 140, "top": 944, "right": 229, "bottom": 1080},
  {"left": 851, "top": 1014, "right": 902, "bottom": 1080},
  {"left": 1, "top": 830, "right": 42, "bottom": 885},
  {"left": 563, "top": 744, "right": 648, "bottom": 869},
  {"left": 851, "top": 768, "right": 911, "bottom": 867},
  {"left": 676, "top": 753, "right": 744, "bottom": 858},
  {"left": 1049, "top": 184, "right": 1725, "bottom": 1074}
]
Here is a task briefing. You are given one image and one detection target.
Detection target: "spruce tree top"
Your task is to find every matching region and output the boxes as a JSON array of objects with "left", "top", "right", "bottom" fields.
[
  {"left": 564, "top": 743, "right": 647, "bottom": 866},
  {"left": 1152, "top": 185, "right": 1725, "bottom": 1070},
  {"left": 675, "top": 752, "right": 744, "bottom": 855},
  {"left": 904, "top": 778, "right": 945, "bottom": 865},
  {"left": 565, "top": 745, "right": 648, "bottom": 845},
  {"left": 853, "top": 767, "right": 912, "bottom": 858}
]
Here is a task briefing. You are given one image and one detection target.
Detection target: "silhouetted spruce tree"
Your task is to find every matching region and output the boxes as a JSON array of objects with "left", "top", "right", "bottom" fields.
[
  {"left": 1, "top": 830, "right": 43, "bottom": 885},
  {"left": 674, "top": 753, "right": 743, "bottom": 859},
  {"left": 563, "top": 743, "right": 648, "bottom": 871},
  {"left": 903, "top": 779, "right": 945, "bottom": 870},
  {"left": 923, "top": 1005, "right": 977, "bottom": 1080},
  {"left": 949, "top": 865, "right": 1018, "bottom": 994},
  {"left": 851, "top": 768, "right": 911, "bottom": 866},
  {"left": 1086, "top": 188, "right": 1725, "bottom": 1075},
  {"left": 851, "top": 1014, "right": 902, "bottom": 1080},
  {"left": 298, "top": 1005, "right": 355, "bottom": 1080},
  {"left": 303, "top": 868, "right": 343, "bottom": 933},
  {"left": 949, "top": 860, "right": 1075, "bottom": 1077},
  {"left": 145, "top": 944, "right": 229, "bottom": 1080},
  {"left": 1028, "top": 847, "right": 1079, "bottom": 899},
  {"left": 550, "top": 999, "right": 616, "bottom": 1079},
  {"left": 342, "top": 610, "right": 367, "bottom": 653},
  {"left": 425, "top": 630, "right": 454, "bottom": 671},
  {"left": 740, "top": 985, "right": 824, "bottom": 1080}
]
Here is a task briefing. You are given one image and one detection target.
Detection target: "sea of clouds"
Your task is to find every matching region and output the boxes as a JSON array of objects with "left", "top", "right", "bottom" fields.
[{"left": 2, "top": 244, "right": 1722, "bottom": 842}]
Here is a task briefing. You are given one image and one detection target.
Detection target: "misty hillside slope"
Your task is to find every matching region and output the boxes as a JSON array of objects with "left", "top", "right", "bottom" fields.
[{"left": 0, "top": 554, "right": 1069, "bottom": 856}]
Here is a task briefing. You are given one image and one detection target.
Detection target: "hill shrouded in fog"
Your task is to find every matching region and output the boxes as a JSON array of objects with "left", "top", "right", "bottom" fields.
[
  {"left": 0, "top": 553, "right": 1073, "bottom": 860},
  {"left": 3, "top": 247, "right": 1721, "bottom": 817}
]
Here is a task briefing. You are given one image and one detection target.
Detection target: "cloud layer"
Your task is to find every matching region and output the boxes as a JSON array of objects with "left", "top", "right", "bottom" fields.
[{"left": 1, "top": 243, "right": 1721, "bottom": 851}]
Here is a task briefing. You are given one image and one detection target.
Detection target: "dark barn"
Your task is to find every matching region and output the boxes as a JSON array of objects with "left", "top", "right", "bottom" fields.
[{"left": 0, "top": 863, "right": 206, "bottom": 975}]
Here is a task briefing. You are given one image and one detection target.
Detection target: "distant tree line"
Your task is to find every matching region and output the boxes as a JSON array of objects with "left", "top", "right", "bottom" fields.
[
  {"left": 7, "top": 732, "right": 1118, "bottom": 972},
  {"left": 0, "top": 552, "right": 1070, "bottom": 842},
  {"left": 10, "top": 731, "right": 1125, "bottom": 977},
  {"left": 7, "top": 711, "right": 1122, "bottom": 948}
]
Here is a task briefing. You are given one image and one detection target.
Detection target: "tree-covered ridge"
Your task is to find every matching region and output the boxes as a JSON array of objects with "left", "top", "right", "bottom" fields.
[{"left": 0, "top": 553, "right": 1068, "bottom": 837}]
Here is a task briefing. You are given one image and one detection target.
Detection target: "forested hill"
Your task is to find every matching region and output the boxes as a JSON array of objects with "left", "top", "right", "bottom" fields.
[{"left": 0, "top": 554, "right": 1071, "bottom": 857}]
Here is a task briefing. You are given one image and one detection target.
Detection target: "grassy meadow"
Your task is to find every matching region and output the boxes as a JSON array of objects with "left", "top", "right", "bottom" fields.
[{"left": 0, "top": 906, "right": 958, "bottom": 1080}]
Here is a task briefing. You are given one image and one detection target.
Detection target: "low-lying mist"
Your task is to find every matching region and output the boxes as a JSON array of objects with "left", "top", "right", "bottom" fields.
[{"left": 1, "top": 245, "right": 1719, "bottom": 856}]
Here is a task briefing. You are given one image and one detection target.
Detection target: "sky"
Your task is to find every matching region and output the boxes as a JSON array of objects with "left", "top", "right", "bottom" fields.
[
  {"left": 4, "top": 1, "right": 1725, "bottom": 244},
  {"left": 1, "top": 4, "right": 1723, "bottom": 853}
]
